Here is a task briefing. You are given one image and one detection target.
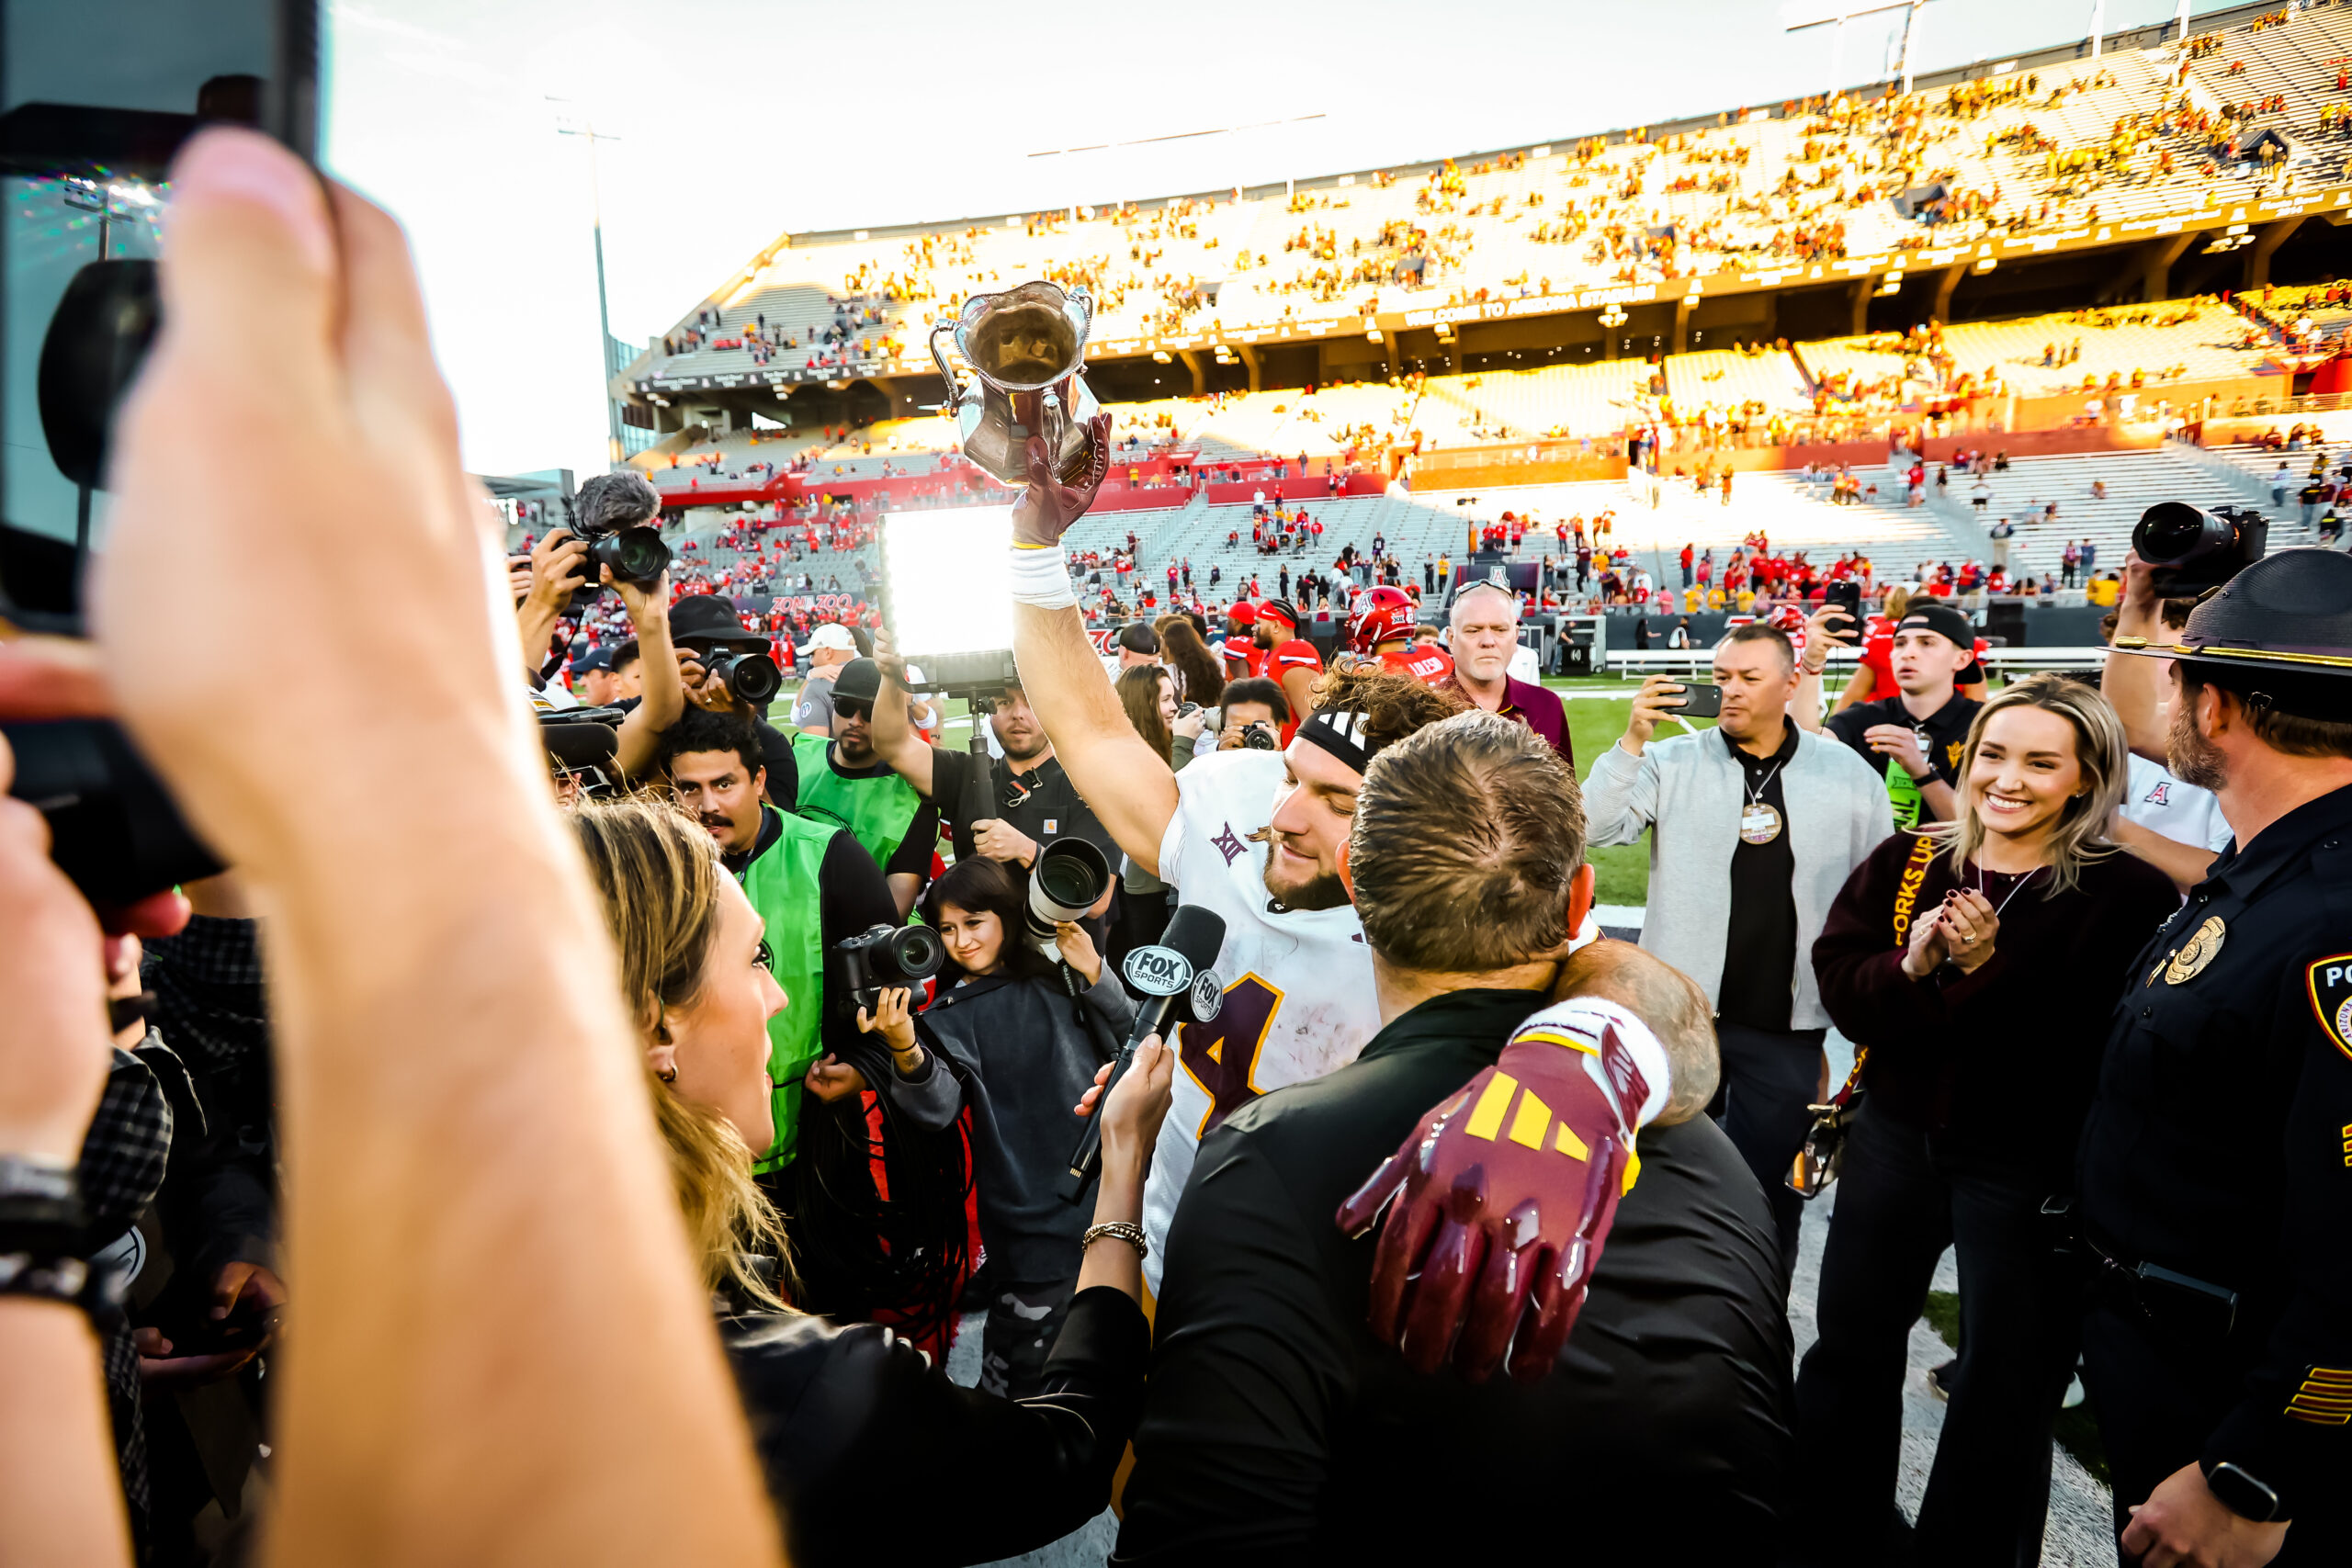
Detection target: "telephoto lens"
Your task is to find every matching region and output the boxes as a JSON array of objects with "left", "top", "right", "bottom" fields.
[
  {"left": 705, "top": 648, "right": 782, "bottom": 706},
  {"left": 837, "top": 922, "right": 946, "bottom": 1010},
  {"left": 1024, "top": 837, "right": 1113, "bottom": 942},
  {"left": 2131, "top": 502, "right": 2267, "bottom": 597},
  {"left": 585, "top": 525, "right": 672, "bottom": 591}
]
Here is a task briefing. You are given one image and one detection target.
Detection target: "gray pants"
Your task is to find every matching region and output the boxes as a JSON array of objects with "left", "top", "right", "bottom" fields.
[{"left": 978, "top": 1276, "right": 1079, "bottom": 1400}]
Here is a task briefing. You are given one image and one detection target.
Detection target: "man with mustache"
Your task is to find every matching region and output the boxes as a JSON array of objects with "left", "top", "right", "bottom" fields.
[{"left": 660, "top": 707, "right": 944, "bottom": 1178}]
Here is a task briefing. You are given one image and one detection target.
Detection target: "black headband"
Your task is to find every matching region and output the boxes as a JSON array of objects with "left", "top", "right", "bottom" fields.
[{"left": 1295, "top": 707, "right": 1374, "bottom": 774}]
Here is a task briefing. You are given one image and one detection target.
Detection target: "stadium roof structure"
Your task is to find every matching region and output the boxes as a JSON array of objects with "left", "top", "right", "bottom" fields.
[{"left": 615, "top": 0, "right": 2352, "bottom": 436}]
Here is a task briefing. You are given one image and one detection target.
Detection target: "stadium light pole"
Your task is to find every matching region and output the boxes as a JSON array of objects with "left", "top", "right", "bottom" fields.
[
  {"left": 551, "top": 98, "right": 626, "bottom": 469},
  {"left": 1782, "top": 0, "right": 1931, "bottom": 96}
]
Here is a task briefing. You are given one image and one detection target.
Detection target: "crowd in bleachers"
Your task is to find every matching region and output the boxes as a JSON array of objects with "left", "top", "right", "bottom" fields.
[{"left": 636, "top": 2, "right": 2352, "bottom": 397}]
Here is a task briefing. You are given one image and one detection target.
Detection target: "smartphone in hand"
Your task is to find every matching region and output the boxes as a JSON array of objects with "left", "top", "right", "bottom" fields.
[{"left": 1671, "top": 682, "right": 1724, "bottom": 719}]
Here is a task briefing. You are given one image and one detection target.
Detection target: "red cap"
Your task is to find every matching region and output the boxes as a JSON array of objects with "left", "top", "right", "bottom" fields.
[{"left": 1227, "top": 601, "right": 1260, "bottom": 626}]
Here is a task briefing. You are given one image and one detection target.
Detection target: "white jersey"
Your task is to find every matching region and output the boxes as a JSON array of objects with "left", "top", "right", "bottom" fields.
[
  {"left": 2121, "top": 753, "right": 2233, "bottom": 855},
  {"left": 1139, "top": 750, "right": 1380, "bottom": 1292}
]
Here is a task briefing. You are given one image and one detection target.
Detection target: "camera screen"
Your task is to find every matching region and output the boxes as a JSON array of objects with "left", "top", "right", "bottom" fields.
[{"left": 2, "top": 0, "right": 313, "bottom": 619}]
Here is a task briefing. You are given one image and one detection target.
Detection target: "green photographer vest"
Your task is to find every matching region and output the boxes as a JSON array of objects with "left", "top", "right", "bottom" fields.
[
  {"left": 735, "top": 806, "right": 834, "bottom": 1173},
  {"left": 790, "top": 731, "right": 922, "bottom": 874}
]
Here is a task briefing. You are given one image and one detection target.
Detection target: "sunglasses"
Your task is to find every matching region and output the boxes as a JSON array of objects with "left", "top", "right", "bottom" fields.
[{"left": 833, "top": 699, "right": 872, "bottom": 721}]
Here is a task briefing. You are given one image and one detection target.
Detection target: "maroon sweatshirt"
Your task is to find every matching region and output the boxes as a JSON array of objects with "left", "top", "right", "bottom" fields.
[{"left": 1811, "top": 831, "right": 2177, "bottom": 1180}]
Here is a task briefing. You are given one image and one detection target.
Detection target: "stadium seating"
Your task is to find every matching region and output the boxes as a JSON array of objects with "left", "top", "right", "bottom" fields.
[
  {"left": 1418, "top": 364, "right": 1646, "bottom": 440},
  {"left": 1939, "top": 303, "right": 2270, "bottom": 399}
]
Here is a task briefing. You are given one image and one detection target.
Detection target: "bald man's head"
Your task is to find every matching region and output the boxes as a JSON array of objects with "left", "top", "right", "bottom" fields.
[{"left": 1551, "top": 940, "right": 1720, "bottom": 1125}]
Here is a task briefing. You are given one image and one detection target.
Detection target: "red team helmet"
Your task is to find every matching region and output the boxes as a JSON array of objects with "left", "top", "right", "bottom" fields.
[{"left": 1347, "top": 586, "right": 1419, "bottom": 654}]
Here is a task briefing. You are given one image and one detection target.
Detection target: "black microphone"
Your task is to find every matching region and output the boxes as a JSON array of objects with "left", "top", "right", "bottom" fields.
[{"left": 1057, "top": 903, "right": 1227, "bottom": 1203}]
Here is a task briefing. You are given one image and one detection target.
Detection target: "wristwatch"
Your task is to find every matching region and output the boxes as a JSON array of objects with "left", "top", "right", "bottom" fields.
[{"left": 2202, "top": 1460, "right": 2282, "bottom": 1523}]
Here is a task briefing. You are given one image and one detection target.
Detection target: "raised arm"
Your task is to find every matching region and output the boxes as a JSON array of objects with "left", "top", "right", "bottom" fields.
[
  {"left": 1012, "top": 600, "right": 1182, "bottom": 876},
  {"left": 2099, "top": 552, "right": 2170, "bottom": 763},
  {"left": 1003, "top": 425, "right": 1182, "bottom": 877},
  {"left": 612, "top": 570, "right": 681, "bottom": 780},
  {"left": 867, "top": 625, "right": 935, "bottom": 800},
  {"left": 96, "top": 133, "right": 781, "bottom": 1568}
]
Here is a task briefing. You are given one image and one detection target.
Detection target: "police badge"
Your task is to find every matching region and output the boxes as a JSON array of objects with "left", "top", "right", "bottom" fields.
[{"left": 2310, "top": 952, "right": 2352, "bottom": 1064}]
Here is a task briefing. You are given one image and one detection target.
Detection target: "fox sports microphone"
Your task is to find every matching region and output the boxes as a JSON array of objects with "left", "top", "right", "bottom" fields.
[{"left": 1056, "top": 903, "right": 1227, "bottom": 1203}]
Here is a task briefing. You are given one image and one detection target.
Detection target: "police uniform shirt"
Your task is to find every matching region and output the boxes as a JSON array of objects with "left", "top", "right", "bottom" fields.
[
  {"left": 2076, "top": 782, "right": 2352, "bottom": 1516},
  {"left": 1116, "top": 988, "right": 1793, "bottom": 1564},
  {"left": 927, "top": 745, "right": 1119, "bottom": 871}
]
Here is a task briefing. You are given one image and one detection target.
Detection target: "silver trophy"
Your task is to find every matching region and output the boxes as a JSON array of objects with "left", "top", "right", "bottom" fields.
[{"left": 930, "top": 280, "right": 1102, "bottom": 486}]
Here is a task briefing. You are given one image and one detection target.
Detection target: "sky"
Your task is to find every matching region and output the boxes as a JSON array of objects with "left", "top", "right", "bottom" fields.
[{"left": 321, "top": 0, "right": 2200, "bottom": 482}]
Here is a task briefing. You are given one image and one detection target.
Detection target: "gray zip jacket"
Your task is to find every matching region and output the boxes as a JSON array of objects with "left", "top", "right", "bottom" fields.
[{"left": 1583, "top": 724, "right": 1894, "bottom": 1030}]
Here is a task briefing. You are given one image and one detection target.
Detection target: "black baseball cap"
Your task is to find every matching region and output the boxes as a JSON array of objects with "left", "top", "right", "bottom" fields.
[
  {"left": 571, "top": 646, "right": 614, "bottom": 675},
  {"left": 831, "top": 657, "right": 882, "bottom": 709},
  {"left": 1115, "top": 621, "right": 1160, "bottom": 655},
  {"left": 669, "top": 594, "right": 771, "bottom": 653},
  {"left": 1894, "top": 603, "right": 1974, "bottom": 651}
]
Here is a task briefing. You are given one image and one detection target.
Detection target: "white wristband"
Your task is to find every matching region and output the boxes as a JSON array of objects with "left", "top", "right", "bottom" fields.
[
  {"left": 1508, "top": 998, "right": 1673, "bottom": 1130},
  {"left": 1009, "top": 543, "right": 1079, "bottom": 610}
]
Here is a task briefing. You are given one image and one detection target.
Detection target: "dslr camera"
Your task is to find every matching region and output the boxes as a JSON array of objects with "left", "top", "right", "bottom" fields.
[
  {"left": 565, "top": 472, "right": 672, "bottom": 603},
  {"left": 837, "top": 922, "right": 944, "bottom": 1011},
  {"left": 700, "top": 645, "right": 781, "bottom": 706},
  {"left": 1239, "top": 720, "right": 1281, "bottom": 751},
  {"left": 2132, "top": 502, "right": 2267, "bottom": 597}
]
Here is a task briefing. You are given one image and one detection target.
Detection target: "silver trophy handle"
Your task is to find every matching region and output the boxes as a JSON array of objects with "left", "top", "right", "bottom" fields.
[
  {"left": 1066, "top": 286, "right": 1095, "bottom": 346},
  {"left": 928, "top": 321, "right": 963, "bottom": 412}
]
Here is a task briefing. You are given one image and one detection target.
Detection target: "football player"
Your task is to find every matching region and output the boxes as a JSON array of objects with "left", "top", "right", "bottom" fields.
[{"left": 1348, "top": 584, "right": 1453, "bottom": 686}]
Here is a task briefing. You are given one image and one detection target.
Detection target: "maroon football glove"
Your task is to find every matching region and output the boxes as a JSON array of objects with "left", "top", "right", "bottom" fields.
[
  {"left": 1008, "top": 412, "right": 1113, "bottom": 549},
  {"left": 1336, "top": 998, "right": 1669, "bottom": 1384}
]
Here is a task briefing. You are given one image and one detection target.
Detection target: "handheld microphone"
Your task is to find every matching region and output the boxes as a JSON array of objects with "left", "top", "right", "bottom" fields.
[{"left": 1056, "top": 903, "right": 1227, "bottom": 1203}]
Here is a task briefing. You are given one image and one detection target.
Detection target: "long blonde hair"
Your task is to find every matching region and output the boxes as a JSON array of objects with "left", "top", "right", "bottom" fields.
[
  {"left": 1930, "top": 671, "right": 2127, "bottom": 897},
  {"left": 571, "top": 797, "right": 792, "bottom": 1307}
]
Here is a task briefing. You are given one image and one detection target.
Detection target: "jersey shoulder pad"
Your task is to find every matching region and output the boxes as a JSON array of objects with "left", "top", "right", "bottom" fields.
[{"left": 1272, "top": 638, "right": 1324, "bottom": 672}]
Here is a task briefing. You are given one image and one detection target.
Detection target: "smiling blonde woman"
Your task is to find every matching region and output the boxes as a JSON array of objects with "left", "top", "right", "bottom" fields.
[{"left": 1792, "top": 673, "right": 2181, "bottom": 1566}]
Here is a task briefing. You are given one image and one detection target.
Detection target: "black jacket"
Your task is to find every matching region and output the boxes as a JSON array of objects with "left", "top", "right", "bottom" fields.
[
  {"left": 1115, "top": 988, "right": 1794, "bottom": 1565},
  {"left": 724, "top": 1285, "right": 1148, "bottom": 1567},
  {"left": 920, "top": 968, "right": 1132, "bottom": 1283}
]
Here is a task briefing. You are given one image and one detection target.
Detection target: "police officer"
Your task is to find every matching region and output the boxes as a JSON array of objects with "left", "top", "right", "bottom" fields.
[{"left": 2077, "top": 548, "right": 2352, "bottom": 1566}]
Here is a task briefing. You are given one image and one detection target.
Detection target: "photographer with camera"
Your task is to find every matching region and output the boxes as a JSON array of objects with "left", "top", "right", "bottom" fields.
[
  {"left": 673, "top": 595, "right": 798, "bottom": 813},
  {"left": 2099, "top": 560, "right": 2237, "bottom": 893},
  {"left": 912, "top": 856, "right": 1136, "bottom": 1398},
  {"left": 790, "top": 623, "right": 859, "bottom": 735},
  {"left": 659, "top": 710, "right": 951, "bottom": 1176},
  {"left": 1212, "top": 675, "right": 1288, "bottom": 752},
  {"left": 865, "top": 631, "right": 1120, "bottom": 910},
  {"left": 2073, "top": 548, "right": 2352, "bottom": 1568},
  {"left": 790, "top": 658, "right": 938, "bottom": 919}
]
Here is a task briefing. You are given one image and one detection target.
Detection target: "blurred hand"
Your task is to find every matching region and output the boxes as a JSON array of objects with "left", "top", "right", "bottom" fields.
[
  {"left": 526, "top": 529, "right": 589, "bottom": 619},
  {"left": 1622, "top": 675, "right": 1689, "bottom": 753},
  {"left": 854, "top": 987, "right": 918, "bottom": 1056},
  {"left": 608, "top": 566, "right": 670, "bottom": 626},
  {"left": 1172, "top": 710, "right": 1206, "bottom": 741},
  {"left": 2120, "top": 1462, "right": 2288, "bottom": 1568},
  {"left": 0, "top": 729, "right": 117, "bottom": 1163},
  {"left": 1863, "top": 723, "right": 1928, "bottom": 777},
  {"left": 870, "top": 625, "right": 908, "bottom": 689},
  {"left": 212, "top": 1259, "right": 288, "bottom": 1325},
  {"left": 1053, "top": 919, "right": 1102, "bottom": 986},
  {"left": 94, "top": 129, "right": 537, "bottom": 874},
  {"left": 2120, "top": 548, "right": 2159, "bottom": 616},
  {"left": 803, "top": 1055, "right": 869, "bottom": 1103},
  {"left": 970, "top": 818, "right": 1036, "bottom": 865},
  {"left": 1802, "top": 603, "right": 1856, "bottom": 671},
  {"left": 133, "top": 1326, "right": 258, "bottom": 1389},
  {"left": 1072, "top": 1034, "right": 1175, "bottom": 1180}
]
